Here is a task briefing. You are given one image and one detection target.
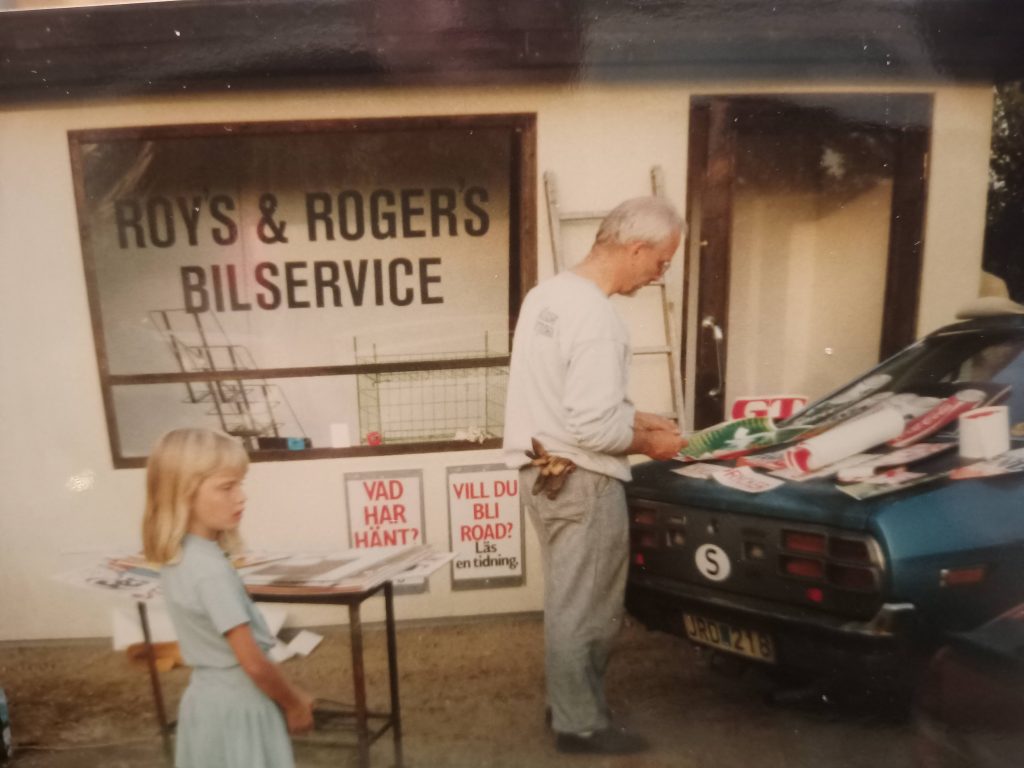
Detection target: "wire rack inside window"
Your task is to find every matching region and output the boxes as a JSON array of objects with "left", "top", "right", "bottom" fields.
[
  {"left": 149, "top": 309, "right": 307, "bottom": 449},
  {"left": 355, "top": 338, "right": 508, "bottom": 445}
]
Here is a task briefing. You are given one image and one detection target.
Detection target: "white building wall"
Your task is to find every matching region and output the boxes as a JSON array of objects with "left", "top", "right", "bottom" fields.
[
  {"left": 917, "top": 87, "right": 996, "bottom": 334},
  {"left": 0, "top": 80, "right": 992, "bottom": 640}
]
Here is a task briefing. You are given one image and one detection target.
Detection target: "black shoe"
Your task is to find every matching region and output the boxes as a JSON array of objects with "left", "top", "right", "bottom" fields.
[{"left": 556, "top": 726, "right": 649, "bottom": 755}]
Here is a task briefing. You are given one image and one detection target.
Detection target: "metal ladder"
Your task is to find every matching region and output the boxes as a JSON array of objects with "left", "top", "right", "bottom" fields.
[{"left": 543, "top": 167, "right": 684, "bottom": 423}]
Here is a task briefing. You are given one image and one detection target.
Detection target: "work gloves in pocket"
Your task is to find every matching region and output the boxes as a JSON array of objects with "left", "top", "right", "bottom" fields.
[{"left": 526, "top": 438, "right": 577, "bottom": 500}]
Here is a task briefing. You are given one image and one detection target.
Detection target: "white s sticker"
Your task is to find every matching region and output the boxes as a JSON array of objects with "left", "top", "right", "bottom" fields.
[{"left": 695, "top": 544, "right": 731, "bottom": 582}]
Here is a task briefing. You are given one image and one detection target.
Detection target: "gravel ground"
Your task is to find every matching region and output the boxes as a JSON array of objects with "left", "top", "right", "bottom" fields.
[{"left": 1, "top": 614, "right": 921, "bottom": 768}]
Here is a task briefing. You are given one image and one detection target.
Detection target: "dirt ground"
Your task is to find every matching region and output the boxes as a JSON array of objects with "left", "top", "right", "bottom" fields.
[{"left": 1, "top": 614, "right": 922, "bottom": 768}]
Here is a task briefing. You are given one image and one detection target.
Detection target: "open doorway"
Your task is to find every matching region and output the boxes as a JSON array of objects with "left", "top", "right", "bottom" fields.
[{"left": 684, "top": 94, "right": 933, "bottom": 428}]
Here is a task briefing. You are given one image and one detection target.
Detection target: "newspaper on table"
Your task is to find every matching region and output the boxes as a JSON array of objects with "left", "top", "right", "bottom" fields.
[
  {"left": 57, "top": 546, "right": 447, "bottom": 599},
  {"left": 108, "top": 551, "right": 286, "bottom": 574},
  {"left": 390, "top": 550, "right": 456, "bottom": 588},
  {"left": 55, "top": 557, "right": 163, "bottom": 602},
  {"left": 241, "top": 545, "right": 437, "bottom": 595}
]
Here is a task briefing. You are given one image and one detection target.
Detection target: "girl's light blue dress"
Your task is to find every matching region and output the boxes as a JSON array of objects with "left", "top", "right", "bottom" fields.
[{"left": 161, "top": 534, "right": 294, "bottom": 768}]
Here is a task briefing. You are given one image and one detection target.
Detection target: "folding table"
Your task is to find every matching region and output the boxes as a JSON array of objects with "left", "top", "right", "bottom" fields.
[{"left": 138, "top": 579, "right": 403, "bottom": 768}]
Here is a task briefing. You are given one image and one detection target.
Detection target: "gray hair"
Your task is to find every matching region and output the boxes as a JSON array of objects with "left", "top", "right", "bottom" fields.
[{"left": 594, "top": 196, "right": 685, "bottom": 247}]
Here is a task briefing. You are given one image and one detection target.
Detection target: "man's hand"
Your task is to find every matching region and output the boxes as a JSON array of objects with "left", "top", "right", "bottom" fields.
[
  {"left": 630, "top": 411, "right": 687, "bottom": 460},
  {"left": 640, "top": 429, "right": 688, "bottom": 460},
  {"left": 526, "top": 438, "right": 577, "bottom": 500},
  {"left": 634, "top": 411, "right": 681, "bottom": 434}
]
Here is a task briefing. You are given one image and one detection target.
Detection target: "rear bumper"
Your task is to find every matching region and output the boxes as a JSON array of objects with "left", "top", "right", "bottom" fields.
[{"left": 627, "top": 574, "right": 918, "bottom": 673}]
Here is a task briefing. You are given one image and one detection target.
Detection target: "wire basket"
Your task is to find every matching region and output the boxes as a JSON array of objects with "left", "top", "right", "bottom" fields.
[{"left": 356, "top": 346, "right": 508, "bottom": 445}]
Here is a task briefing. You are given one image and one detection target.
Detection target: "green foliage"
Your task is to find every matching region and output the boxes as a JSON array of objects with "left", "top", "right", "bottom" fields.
[{"left": 983, "top": 82, "right": 1024, "bottom": 301}]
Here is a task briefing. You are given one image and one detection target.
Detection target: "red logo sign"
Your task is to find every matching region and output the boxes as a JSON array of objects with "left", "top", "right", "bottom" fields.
[{"left": 731, "top": 395, "right": 808, "bottom": 421}]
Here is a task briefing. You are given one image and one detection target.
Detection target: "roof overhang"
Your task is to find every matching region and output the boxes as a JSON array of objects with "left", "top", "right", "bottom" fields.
[{"left": 2, "top": 0, "right": 1024, "bottom": 104}]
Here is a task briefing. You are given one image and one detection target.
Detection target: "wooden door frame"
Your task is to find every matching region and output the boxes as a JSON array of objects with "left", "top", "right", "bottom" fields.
[
  {"left": 688, "top": 100, "right": 737, "bottom": 429},
  {"left": 683, "top": 94, "right": 933, "bottom": 429}
]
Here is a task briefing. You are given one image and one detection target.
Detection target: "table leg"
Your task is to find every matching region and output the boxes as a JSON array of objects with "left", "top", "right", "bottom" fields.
[
  {"left": 349, "top": 602, "right": 370, "bottom": 768},
  {"left": 384, "top": 581, "right": 404, "bottom": 767},
  {"left": 137, "top": 601, "right": 173, "bottom": 753}
]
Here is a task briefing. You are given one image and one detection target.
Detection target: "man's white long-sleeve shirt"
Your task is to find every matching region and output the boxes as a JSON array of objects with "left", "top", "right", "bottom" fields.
[{"left": 502, "top": 271, "right": 636, "bottom": 481}]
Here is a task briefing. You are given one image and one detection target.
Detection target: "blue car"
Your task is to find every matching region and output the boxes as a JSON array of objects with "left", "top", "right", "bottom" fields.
[
  {"left": 914, "top": 602, "right": 1024, "bottom": 767},
  {"left": 625, "top": 313, "right": 1024, "bottom": 689}
]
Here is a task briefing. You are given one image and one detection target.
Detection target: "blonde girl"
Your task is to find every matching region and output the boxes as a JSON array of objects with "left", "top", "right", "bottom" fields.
[{"left": 142, "top": 428, "right": 313, "bottom": 768}]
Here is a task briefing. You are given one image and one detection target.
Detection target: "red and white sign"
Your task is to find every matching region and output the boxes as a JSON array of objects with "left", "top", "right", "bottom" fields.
[
  {"left": 888, "top": 389, "right": 985, "bottom": 448},
  {"left": 345, "top": 471, "right": 424, "bottom": 549},
  {"left": 731, "top": 395, "right": 808, "bottom": 421},
  {"left": 712, "top": 466, "right": 784, "bottom": 494},
  {"left": 447, "top": 465, "right": 523, "bottom": 587}
]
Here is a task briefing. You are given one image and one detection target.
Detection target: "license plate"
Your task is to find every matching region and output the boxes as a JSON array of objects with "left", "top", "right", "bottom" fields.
[{"left": 683, "top": 613, "right": 776, "bottom": 663}]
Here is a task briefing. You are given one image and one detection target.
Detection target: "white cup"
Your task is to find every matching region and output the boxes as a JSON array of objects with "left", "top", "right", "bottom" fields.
[{"left": 958, "top": 406, "right": 1010, "bottom": 460}]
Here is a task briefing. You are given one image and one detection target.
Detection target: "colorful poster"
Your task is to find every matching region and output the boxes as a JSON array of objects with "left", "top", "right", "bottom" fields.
[
  {"left": 834, "top": 442, "right": 954, "bottom": 483},
  {"left": 447, "top": 464, "right": 524, "bottom": 589},
  {"left": 676, "top": 417, "right": 810, "bottom": 462},
  {"left": 889, "top": 389, "right": 986, "bottom": 448},
  {"left": 345, "top": 470, "right": 425, "bottom": 549}
]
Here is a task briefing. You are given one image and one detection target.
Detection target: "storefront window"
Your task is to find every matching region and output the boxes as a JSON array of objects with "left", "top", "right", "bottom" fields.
[{"left": 70, "top": 114, "right": 536, "bottom": 466}]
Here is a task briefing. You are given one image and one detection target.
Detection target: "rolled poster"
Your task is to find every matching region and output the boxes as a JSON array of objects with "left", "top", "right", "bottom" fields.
[{"left": 784, "top": 407, "right": 905, "bottom": 472}]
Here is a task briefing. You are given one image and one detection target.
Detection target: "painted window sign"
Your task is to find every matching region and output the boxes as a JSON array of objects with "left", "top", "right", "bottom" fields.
[
  {"left": 446, "top": 464, "right": 524, "bottom": 590},
  {"left": 68, "top": 115, "right": 536, "bottom": 466}
]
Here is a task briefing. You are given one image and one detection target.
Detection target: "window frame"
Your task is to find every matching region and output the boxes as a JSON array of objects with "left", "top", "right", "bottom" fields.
[{"left": 68, "top": 113, "right": 537, "bottom": 468}]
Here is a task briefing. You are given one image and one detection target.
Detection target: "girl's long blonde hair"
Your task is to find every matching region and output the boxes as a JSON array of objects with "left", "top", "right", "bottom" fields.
[{"left": 142, "top": 428, "right": 249, "bottom": 564}]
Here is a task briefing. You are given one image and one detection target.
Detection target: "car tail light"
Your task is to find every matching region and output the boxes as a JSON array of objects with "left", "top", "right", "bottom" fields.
[
  {"left": 782, "top": 530, "right": 826, "bottom": 555},
  {"left": 781, "top": 556, "right": 824, "bottom": 580},
  {"left": 629, "top": 505, "right": 661, "bottom": 551},
  {"left": 829, "top": 537, "right": 871, "bottom": 563},
  {"left": 827, "top": 563, "right": 877, "bottom": 591},
  {"left": 778, "top": 527, "right": 882, "bottom": 595},
  {"left": 940, "top": 565, "right": 987, "bottom": 587},
  {"left": 631, "top": 508, "right": 657, "bottom": 526},
  {"left": 636, "top": 532, "right": 659, "bottom": 549}
]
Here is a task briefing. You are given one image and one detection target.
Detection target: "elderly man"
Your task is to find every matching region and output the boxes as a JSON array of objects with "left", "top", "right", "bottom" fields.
[{"left": 503, "top": 196, "right": 687, "bottom": 755}]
